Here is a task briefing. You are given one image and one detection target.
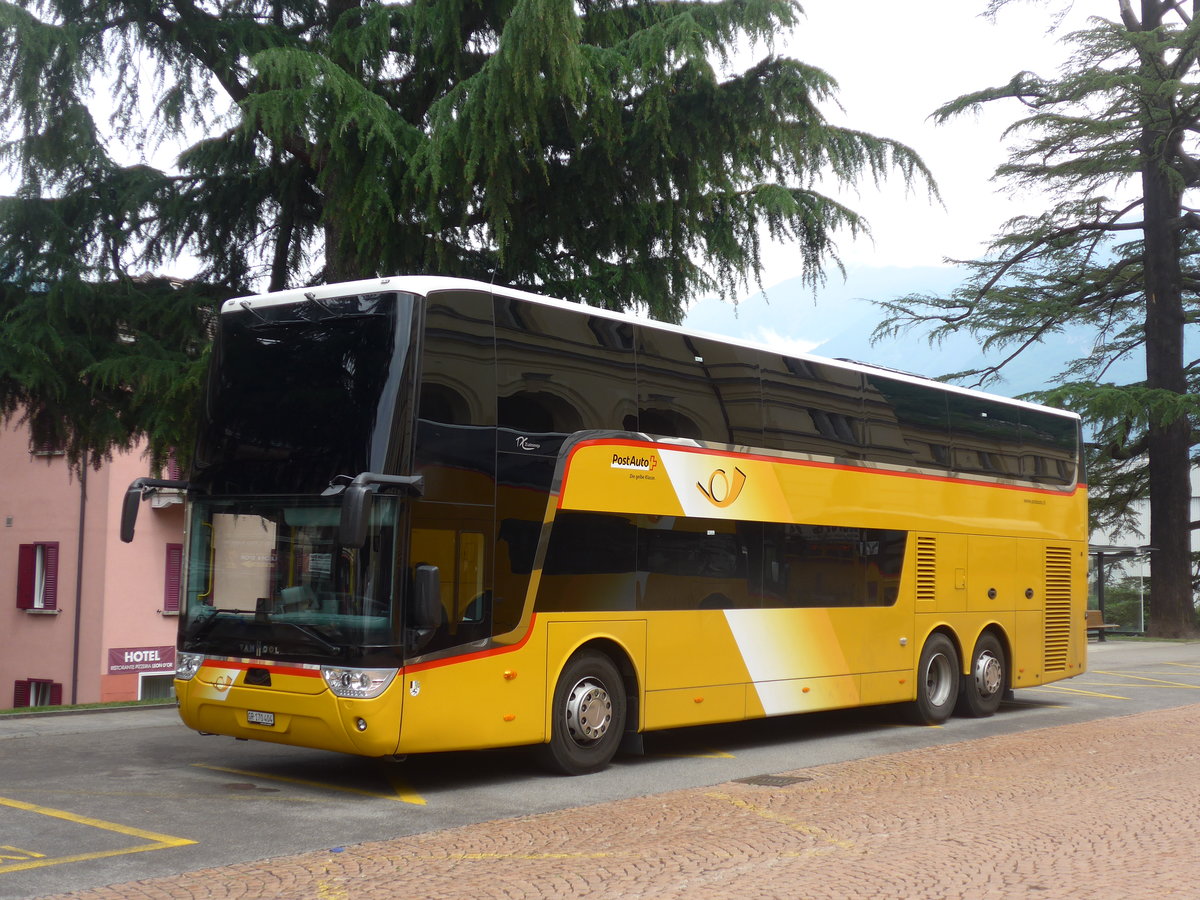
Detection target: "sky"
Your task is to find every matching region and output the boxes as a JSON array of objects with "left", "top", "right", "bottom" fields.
[
  {"left": 749, "top": 0, "right": 1097, "bottom": 285},
  {"left": 675, "top": 1, "right": 1107, "bottom": 381}
]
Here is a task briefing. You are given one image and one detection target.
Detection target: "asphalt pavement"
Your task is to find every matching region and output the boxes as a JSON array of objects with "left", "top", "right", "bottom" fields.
[{"left": 6, "top": 639, "right": 1200, "bottom": 899}]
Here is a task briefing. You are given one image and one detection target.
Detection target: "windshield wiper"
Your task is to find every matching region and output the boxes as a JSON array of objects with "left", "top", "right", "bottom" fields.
[{"left": 276, "top": 622, "right": 346, "bottom": 656}]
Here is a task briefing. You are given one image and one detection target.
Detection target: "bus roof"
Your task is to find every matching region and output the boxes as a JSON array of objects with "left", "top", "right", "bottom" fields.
[{"left": 225, "top": 275, "right": 1081, "bottom": 423}]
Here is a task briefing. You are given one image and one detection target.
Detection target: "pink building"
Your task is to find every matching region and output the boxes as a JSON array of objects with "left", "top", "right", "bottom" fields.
[{"left": 1, "top": 419, "right": 184, "bottom": 708}]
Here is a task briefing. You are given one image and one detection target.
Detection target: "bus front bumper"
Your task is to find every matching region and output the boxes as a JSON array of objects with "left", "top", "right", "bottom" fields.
[{"left": 174, "top": 674, "right": 403, "bottom": 758}]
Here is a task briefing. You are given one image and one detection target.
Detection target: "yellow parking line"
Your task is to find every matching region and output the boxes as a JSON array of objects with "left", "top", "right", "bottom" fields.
[
  {"left": 651, "top": 748, "right": 736, "bottom": 759},
  {"left": 193, "top": 764, "right": 426, "bottom": 806},
  {"left": 706, "top": 791, "right": 856, "bottom": 851},
  {"left": 1078, "top": 679, "right": 1193, "bottom": 690},
  {"left": 381, "top": 769, "right": 428, "bottom": 806},
  {"left": 0, "top": 796, "right": 194, "bottom": 874},
  {"left": 0, "top": 846, "right": 44, "bottom": 861},
  {"left": 1029, "top": 685, "right": 1130, "bottom": 700},
  {"left": 1092, "top": 670, "right": 1200, "bottom": 690}
]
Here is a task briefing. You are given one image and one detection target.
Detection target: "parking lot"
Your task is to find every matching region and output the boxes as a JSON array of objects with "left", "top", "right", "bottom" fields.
[{"left": 3, "top": 639, "right": 1199, "bottom": 899}]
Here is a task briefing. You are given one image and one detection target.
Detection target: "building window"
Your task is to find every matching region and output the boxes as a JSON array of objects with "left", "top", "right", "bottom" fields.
[
  {"left": 140, "top": 674, "right": 176, "bottom": 701},
  {"left": 13, "top": 679, "right": 62, "bottom": 708},
  {"left": 30, "top": 437, "right": 66, "bottom": 457},
  {"left": 16, "top": 542, "right": 59, "bottom": 611},
  {"left": 163, "top": 543, "right": 183, "bottom": 614}
]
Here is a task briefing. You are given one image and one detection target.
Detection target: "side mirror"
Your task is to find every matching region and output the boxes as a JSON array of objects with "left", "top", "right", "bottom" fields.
[
  {"left": 339, "top": 483, "right": 374, "bottom": 549},
  {"left": 120, "top": 483, "right": 143, "bottom": 544},
  {"left": 120, "top": 477, "right": 190, "bottom": 543}
]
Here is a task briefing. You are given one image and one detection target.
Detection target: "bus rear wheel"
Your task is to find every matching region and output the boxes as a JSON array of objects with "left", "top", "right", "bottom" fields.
[
  {"left": 537, "top": 650, "right": 627, "bottom": 775},
  {"left": 956, "top": 632, "right": 1006, "bottom": 718},
  {"left": 904, "top": 633, "right": 959, "bottom": 725}
]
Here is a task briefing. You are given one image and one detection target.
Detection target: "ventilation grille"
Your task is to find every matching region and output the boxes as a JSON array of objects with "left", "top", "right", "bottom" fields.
[
  {"left": 915, "top": 536, "right": 937, "bottom": 604},
  {"left": 1044, "top": 546, "right": 1073, "bottom": 672}
]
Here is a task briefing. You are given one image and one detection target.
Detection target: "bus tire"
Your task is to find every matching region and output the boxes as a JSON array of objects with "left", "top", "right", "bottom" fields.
[
  {"left": 904, "top": 633, "right": 959, "bottom": 725},
  {"left": 537, "top": 650, "right": 627, "bottom": 775},
  {"left": 956, "top": 632, "right": 1006, "bottom": 718}
]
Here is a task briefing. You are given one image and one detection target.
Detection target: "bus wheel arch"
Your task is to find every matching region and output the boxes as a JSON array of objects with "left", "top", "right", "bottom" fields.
[
  {"left": 537, "top": 641, "right": 638, "bottom": 776},
  {"left": 904, "top": 630, "right": 960, "bottom": 725},
  {"left": 956, "top": 628, "right": 1009, "bottom": 718}
]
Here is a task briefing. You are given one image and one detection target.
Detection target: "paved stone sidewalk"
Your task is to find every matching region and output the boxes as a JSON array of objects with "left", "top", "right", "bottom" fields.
[{"left": 38, "top": 704, "right": 1200, "bottom": 900}]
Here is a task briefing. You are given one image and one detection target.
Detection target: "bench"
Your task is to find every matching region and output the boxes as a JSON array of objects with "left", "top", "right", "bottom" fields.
[{"left": 1086, "top": 609, "right": 1119, "bottom": 641}]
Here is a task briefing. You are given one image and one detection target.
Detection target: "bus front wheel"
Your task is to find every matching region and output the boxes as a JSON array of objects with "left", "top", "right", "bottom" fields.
[
  {"left": 956, "top": 632, "right": 1006, "bottom": 718},
  {"left": 905, "top": 633, "right": 959, "bottom": 725},
  {"left": 537, "top": 650, "right": 627, "bottom": 775}
]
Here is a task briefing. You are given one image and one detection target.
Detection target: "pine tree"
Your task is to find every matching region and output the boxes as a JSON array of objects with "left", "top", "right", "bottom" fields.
[
  {"left": 874, "top": 0, "right": 1200, "bottom": 637},
  {"left": 0, "top": 0, "right": 931, "bottom": 468}
]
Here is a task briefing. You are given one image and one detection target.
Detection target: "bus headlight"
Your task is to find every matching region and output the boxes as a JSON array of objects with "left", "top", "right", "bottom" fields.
[
  {"left": 321, "top": 666, "right": 398, "bottom": 699},
  {"left": 175, "top": 652, "right": 204, "bottom": 681}
]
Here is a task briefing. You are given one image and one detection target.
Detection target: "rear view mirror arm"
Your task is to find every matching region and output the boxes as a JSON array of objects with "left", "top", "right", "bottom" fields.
[{"left": 337, "top": 473, "right": 425, "bottom": 548}]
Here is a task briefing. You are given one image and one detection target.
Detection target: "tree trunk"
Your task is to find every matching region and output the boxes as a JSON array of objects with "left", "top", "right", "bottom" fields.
[
  {"left": 317, "top": 0, "right": 369, "bottom": 286},
  {"left": 1139, "top": 0, "right": 1196, "bottom": 637},
  {"left": 323, "top": 217, "right": 361, "bottom": 284}
]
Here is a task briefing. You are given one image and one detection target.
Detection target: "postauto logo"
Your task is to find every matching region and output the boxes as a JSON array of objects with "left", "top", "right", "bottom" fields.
[
  {"left": 611, "top": 451, "right": 658, "bottom": 472},
  {"left": 697, "top": 466, "right": 747, "bottom": 508}
]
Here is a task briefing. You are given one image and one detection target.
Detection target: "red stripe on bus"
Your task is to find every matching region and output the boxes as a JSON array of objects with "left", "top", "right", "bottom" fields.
[
  {"left": 403, "top": 614, "right": 539, "bottom": 674},
  {"left": 200, "top": 659, "right": 321, "bottom": 678}
]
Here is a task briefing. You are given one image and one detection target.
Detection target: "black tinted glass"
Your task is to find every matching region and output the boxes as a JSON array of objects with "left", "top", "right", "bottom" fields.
[
  {"left": 194, "top": 292, "right": 415, "bottom": 492},
  {"left": 761, "top": 355, "right": 865, "bottom": 458}
]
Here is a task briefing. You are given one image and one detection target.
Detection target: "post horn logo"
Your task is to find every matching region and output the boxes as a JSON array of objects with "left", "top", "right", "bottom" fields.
[{"left": 697, "top": 466, "right": 747, "bottom": 508}]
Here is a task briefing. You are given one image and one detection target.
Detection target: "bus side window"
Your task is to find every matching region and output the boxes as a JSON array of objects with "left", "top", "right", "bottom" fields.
[
  {"left": 761, "top": 355, "right": 866, "bottom": 459},
  {"left": 635, "top": 328, "right": 761, "bottom": 446}
]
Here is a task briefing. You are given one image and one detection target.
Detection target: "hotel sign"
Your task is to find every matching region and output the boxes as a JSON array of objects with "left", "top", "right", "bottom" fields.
[{"left": 107, "top": 645, "right": 176, "bottom": 674}]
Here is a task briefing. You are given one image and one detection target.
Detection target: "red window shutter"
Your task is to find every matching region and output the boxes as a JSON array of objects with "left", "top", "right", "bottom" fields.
[
  {"left": 41, "top": 542, "right": 59, "bottom": 610},
  {"left": 164, "top": 543, "right": 183, "bottom": 612},
  {"left": 49, "top": 682, "right": 63, "bottom": 706},
  {"left": 166, "top": 451, "right": 182, "bottom": 482},
  {"left": 16, "top": 544, "right": 35, "bottom": 609},
  {"left": 13, "top": 680, "right": 30, "bottom": 707}
]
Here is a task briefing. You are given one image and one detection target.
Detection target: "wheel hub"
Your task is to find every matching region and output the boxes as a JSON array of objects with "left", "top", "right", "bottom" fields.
[
  {"left": 924, "top": 651, "right": 955, "bottom": 707},
  {"left": 974, "top": 651, "right": 1003, "bottom": 697},
  {"left": 565, "top": 677, "right": 613, "bottom": 744}
]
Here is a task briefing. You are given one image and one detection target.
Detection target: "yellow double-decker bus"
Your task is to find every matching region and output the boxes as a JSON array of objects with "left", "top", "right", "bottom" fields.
[{"left": 122, "top": 276, "right": 1087, "bottom": 774}]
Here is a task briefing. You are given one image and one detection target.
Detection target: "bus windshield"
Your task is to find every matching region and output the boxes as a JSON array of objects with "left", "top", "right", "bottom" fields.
[
  {"left": 180, "top": 495, "right": 400, "bottom": 665},
  {"left": 192, "top": 289, "right": 418, "bottom": 495}
]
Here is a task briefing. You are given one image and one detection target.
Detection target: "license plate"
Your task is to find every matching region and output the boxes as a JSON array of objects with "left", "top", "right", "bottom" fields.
[{"left": 246, "top": 710, "right": 275, "bottom": 726}]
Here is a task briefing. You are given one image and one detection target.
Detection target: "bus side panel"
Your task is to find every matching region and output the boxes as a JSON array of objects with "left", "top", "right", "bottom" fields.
[
  {"left": 720, "top": 608, "right": 915, "bottom": 683},
  {"left": 1010, "top": 609, "right": 1046, "bottom": 689},
  {"left": 1016, "top": 539, "right": 1087, "bottom": 687},
  {"left": 395, "top": 628, "right": 549, "bottom": 754},
  {"left": 644, "top": 684, "right": 746, "bottom": 730},
  {"left": 746, "top": 673, "right": 864, "bottom": 718},
  {"left": 644, "top": 611, "right": 754, "bottom": 691},
  {"left": 724, "top": 608, "right": 912, "bottom": 718},
  {"left": 967, "top": 535, "right": 1017, "bottom": 613},
  {"left": 935, "top": 532, "right": 968, "bottom": 614},
  {"left": 638, "top": 607, "right": 915, "bottom": 727},
  {"left": 1009, "top": 539, "right": 1048, "bottom": 689},
  {"left": 860, "top": 669, "right": 916, "bottom": 706}
]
